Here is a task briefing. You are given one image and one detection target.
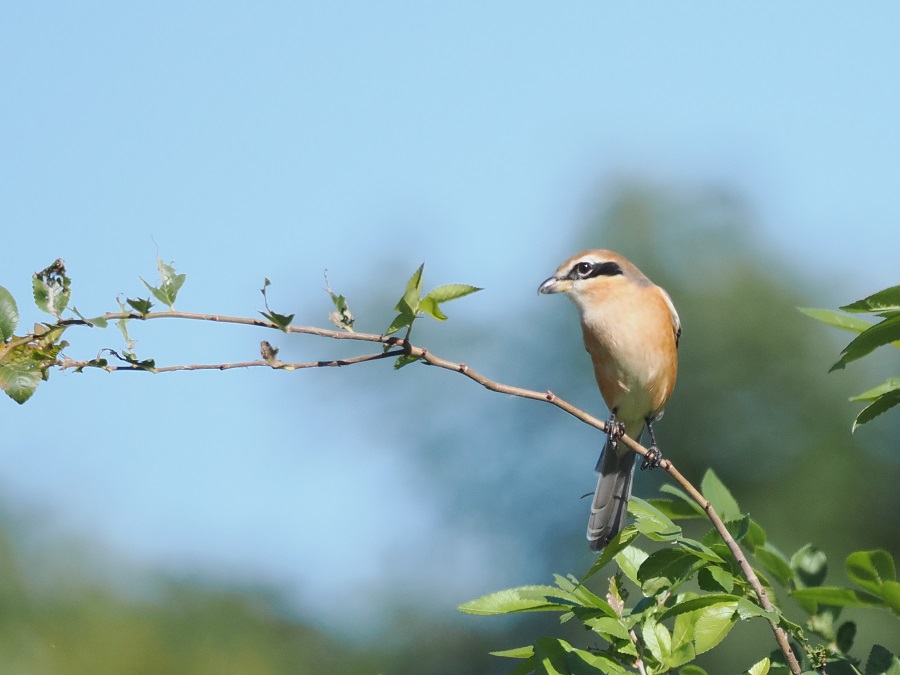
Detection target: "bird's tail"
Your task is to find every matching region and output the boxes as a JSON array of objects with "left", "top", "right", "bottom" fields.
[{"left": 587, "top": 423, "right": 642, "bottom": 551}]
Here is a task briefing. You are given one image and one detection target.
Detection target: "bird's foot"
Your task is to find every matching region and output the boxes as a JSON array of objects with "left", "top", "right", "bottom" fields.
[
  {"left": 641, "top": 446, "right": 663, "bottom": 470},
  {"left": 605, "top": 417, "right": 625, "bottom": 451}
]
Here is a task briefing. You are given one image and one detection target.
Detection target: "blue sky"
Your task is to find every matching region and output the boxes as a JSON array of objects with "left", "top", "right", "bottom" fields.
[{"left": 2, "top": 3, "right": 898, "bottom": 624}]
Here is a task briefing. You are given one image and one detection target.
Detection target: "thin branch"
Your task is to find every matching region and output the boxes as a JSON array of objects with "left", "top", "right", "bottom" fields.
[{"left": 53, "top": 310, "right": 802, "bottom": 673}]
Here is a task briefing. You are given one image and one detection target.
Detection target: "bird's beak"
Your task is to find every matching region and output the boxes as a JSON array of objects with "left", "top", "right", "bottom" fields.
[{"left": 538, "top": 276, "right": 569, "bottom": 295}]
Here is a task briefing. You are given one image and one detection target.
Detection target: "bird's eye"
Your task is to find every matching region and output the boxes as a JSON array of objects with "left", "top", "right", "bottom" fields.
[{"left": 575, "top": 262, "right": 594, "bottom": 277}]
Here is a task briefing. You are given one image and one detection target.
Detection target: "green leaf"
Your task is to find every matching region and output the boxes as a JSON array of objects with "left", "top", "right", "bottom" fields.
[
  {"left": 754, "top": 545, "right": 794, "bottom": 587},
  {"left": 629, "top": 496, "right": 681, "bottom": 540},
  {"left": 0, "top": 363, "right": 42, "bottom": 404},
  {"left": 0, "top": 286, "right": 18, "bottom": 341},
  {"left": 700, "top": 469, "right": 742, "bottom": 521},
  {"left": 670, "top": 610, "right": 699, "bottom": 668},
  {"left": 852, "top": 390, "right": 900, "bottom": 432},
  {"left": 791, "top": 544, "right": 828, "bottom": 588},
  {"left": 847, "top": 550, "right": 896, "bottom": 595},
  {"left": 881, "top": 581, "right": 900, "bottom": 614},
  {"left": 693, "top": 601, "right": 739, "bottom": 654},
  {"left": 642, "top": 618, "right": 672, "bottom": 665},
  {"left": 839, "top": 285, "right": 900, "bottom": 313},
  {"left": 677, "top": 538, "right": 726, "bottom": 564},
  {"left": 32, "top": 258, "right": 71, "bottom": 319},
  {"left": 126, "top": 297, "right": 154, "bottom": 316},
  {"left": 532, "top": 637, "right": 630, "bottom": 675},
  {"left": 260, "top": 310, "right": 295, "bottom": 332},
  {"left": 864, "top": 644, "right": 900, "bottom": 675},
  {"left": 385, "top": 310, "right": 415, "bottom": 336},
  {"left": 698, "top": 566, "right": 735, "bottom": 593},
  {"left": 70, "top": 307, "right": 108, "bottom": 328},
  {"left": 647, "top": 497, "right": 705, "bottom": 520},
  {"left": 139, "top": 257, "right": 186, "bottom": 310},
  {"left": 396, "top": 263, "right": 425, "bottom": 316},
  {"left": 393, "top": 353, "right": 421, "bottom": 369},
  {"left": 418, "top": 295, "right": 447, "bottom": 321},
  {"left": 836, "top": 621, "right": 857, "bottom": 654},
  {"left": 490, "top": 645, "right": 534, "bottom": 659},
  {"left": 582, "top": 526, "right": 639, "bottom": 582},
  {"left": 746, "top": 657, "right": 771, "bottom": 675},
  {"left": 458, "top": 585, "right": 575, "bottom": 615},
  {"left": 798, "top": 307, "right": 875, "bottom": 334},
  {"left": 659, "top": 595, "right": 742, "bottom": 621},
  {"left": 679, "top": 667, "right": 710, "bottom": 675},
  {"left": 790, "top": 587, "right": 885, "bottom": 608},
  {"left": 850, "top": 379, "right": 900, "bottom": 402},
  {"left": 638, "top": 548, "right": 698, "bottom": 595},
  {"left": 831, "top": 314, "right": 900, "bottom": 371},
  {"left": 614, "top": 545, "right": 648, "bottom": 586},
  {"left": 425, "top": 283, "right": 482, "bottom": 304}
]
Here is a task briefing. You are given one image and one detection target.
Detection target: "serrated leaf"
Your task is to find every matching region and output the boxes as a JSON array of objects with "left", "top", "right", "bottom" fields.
[
  {"left": 754, "top": 545, "right": 794, "bottom": 587},
  {"left": 490, "top": 645, "right": 534, "bottom": 659},
  {"left": 658, "top": 484, "right": 706, "bottom": 515},
  {"left": 418, "top": 296, "right": 447, "bottom": 321},
  {"left": 677, "top": 538, "right": 726, "bottom": 564},
  {"left": 850, "top": 379, "right": 900, "bottom": 402},
  {"left": 71, "top": 307, "right": 108, "bottom": 328},
  {"left": 260, "top": 310, "right": 295, "bottom": 332},
  {"left": 790, "top": 587, "right": 885, "bottom": 608},
  {"left": 32, "top": 259, "right": 71, "bottom": 319},
  {"left": 864, "top": 644, "right": 900, "bottom": 675},
  {"left": 798, "top": 307, "right": 874, "bottom": 334},
  {"left": 614, "top": 545, "right": 649, "bottom": 587},
  {"left": 385, "top": 310, "right": 415, "bottom": 336},
  {"left": 629, "top": 496, "right": 682, "bottom": 540},
  {"left": 746, "top": 657, "right": 771, "bottom": 675},
  {"left": 658, "top": 595, "right": 742, "bottom": 621},
  {"left": 642, "top": 618, "right": 672, "bottom": 664},
  {"left": 582, "top": 526, "right": 639, "bottom": 582},
  {"left": 393, "top": 353, "right": 421, "bottom": 369},
  {"left": 459, "top": 585, "right": 575, "bottom": 616},
  {"left": 693, "top": 601, "right": 739, "bottom": 654},
  {"left": 533, "top": 637, "right": 630, "bottom": 675},
  {"left": 831, "top": 314, "right": 900, "bottom": 371},
  {"left": 679, "top": 666, "right": 710, "bottom": 675},
  {"left": 0, "top": 286, "right": 18, "bottom": 340},
  {"left": 847, "top": 550, "right": 896, "bottom": 595},
  {"left": 638, "top": 548, "right": 698, "bottom": 595},
  {"left": 700, "top": 470, "right": 742, "bottom": 521},
  {"left": 647, "top": 497, "right": 705, "bottom": 520},
  {"left": 852, "top": 390, "right": 900, "bottom": 432},
  {"left": 0, "top": 364, "right": 42, "bottom": 404},
  {"left": 126, "top": 297, "right": 154, "bottom": 315},
  {"left": 839, "top": 286, "right": 900, "bottom": 313},
  {"left": 395, "top": 263, "right": 425, "bottom": 316},
  {"left": 881, "top": 581, "right": 900, "bottom": 614},
  {"left": 424, "top": 283, "right": 482, "bottom": 303},
  {"left": 698, "top": 566, "right": 735, "bottom": 593}
]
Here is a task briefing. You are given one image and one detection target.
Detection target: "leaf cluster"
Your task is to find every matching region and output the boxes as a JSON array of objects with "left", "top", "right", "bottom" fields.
[
  {"left": 384, "top": 263, "right": 481, "bottom": 368},
  {"left": 801, "top": 285, "right": 900, "bottom": 431},
  {"left": 0, "top": 257, "right": 188, "bottom": 403},
  {"left": 460, "top": 470, "right": 899, "bottom": 675}
]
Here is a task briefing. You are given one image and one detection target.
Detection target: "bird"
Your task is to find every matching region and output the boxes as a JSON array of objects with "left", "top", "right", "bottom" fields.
[{"left": 539, "top": 249, "right": 680, "bottom": 551}]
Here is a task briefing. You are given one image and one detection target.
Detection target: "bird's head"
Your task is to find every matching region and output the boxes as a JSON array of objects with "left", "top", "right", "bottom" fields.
[{"left": 538, "top": 249, "right": 643, "bottom": 303}]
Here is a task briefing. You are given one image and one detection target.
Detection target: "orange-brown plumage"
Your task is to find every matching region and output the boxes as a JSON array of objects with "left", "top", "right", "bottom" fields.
[{"left": 539, "top": 249, "right": 680, "bottom": 550}]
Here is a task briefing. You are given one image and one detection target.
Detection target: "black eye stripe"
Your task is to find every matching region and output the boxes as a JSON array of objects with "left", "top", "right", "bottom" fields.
[{"left": 567, "top": 261, "right": 623, "bottom": 280}]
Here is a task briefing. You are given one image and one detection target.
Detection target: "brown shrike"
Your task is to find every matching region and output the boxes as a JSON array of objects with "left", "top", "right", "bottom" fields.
[{"left": 539, "top": 250, "right": 680, "bottom": 551}]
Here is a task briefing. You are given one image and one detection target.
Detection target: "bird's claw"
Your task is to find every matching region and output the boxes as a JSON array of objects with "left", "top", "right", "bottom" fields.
[
  {"left": 605, "top": 418, "right": 625, "bottom": 450},
  {"left": 641, "top": 446, "right": 663, "bottom": 471}
]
